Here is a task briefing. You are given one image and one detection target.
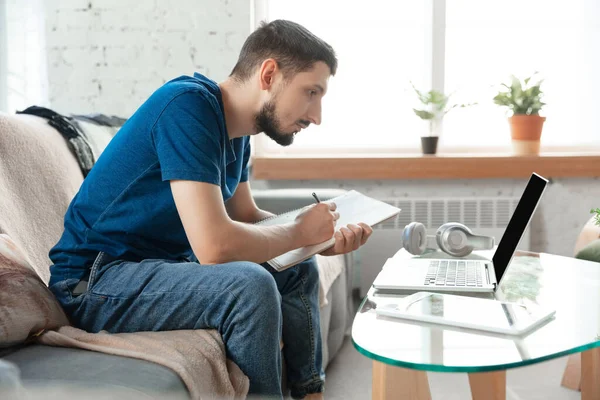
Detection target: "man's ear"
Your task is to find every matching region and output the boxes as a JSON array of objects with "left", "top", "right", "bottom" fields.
[{"left": 258, "top": 58, "right": 278, "bottom": 90}]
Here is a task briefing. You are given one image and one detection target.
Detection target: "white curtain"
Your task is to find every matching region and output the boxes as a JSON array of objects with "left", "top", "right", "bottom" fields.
[{"left": 0, "top": 0, "right": 48, "bottom": 113}]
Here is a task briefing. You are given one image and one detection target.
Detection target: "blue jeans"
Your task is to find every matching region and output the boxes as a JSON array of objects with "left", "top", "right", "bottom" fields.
[{"left": 49, "top": 252, "right": 325, "bottom": 399}]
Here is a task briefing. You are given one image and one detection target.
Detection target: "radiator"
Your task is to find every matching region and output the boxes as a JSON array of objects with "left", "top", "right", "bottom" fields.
[{"left": 355, "top": 197, "right": 528, "bottom": 296}]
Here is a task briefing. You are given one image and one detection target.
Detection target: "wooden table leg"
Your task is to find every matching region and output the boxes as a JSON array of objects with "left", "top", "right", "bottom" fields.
[
  {"left": 468, "top": 370, "right": 506, "bottom": 400},
  {"left": 581, "top": 347, "right": 600, "bottom": 400},
  {"left": 372, "top": 360, "right": 431, "bottom": 400},
  {"left": 561, "top": 353, "right": 581, "bottom": 391}
]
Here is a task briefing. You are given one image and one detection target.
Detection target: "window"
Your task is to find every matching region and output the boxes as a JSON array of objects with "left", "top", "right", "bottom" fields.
[
  {"left": 254, "top": 0, "right": 600, "bottom": 155},
  {"left": 444, "top": 0, "right": 600, "bottom": 149},
  {"left": 0, "top": 0, "right": 48, "bottom": 113},
  {"left": 254, "top": 1, "right": 428, "bottom": 155}
]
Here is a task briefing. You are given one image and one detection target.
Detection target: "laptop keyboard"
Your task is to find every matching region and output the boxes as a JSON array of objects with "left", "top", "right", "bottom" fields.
[{"left": 423, "top": 260, "right": 483, "bottom": 287}]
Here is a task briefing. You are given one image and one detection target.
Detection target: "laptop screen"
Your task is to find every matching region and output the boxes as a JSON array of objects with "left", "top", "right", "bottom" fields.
[{"left": 492, "top": 173, "right": 548, "bottom": 284}]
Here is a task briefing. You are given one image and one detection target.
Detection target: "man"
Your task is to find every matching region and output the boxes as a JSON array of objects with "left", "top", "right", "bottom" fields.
[{"left": 48, "top": 19, "right": 372, "bottom": 399}]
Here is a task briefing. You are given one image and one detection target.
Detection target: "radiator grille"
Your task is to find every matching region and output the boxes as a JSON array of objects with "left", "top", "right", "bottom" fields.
[{"left": 375, "top": 197, "right": 520, "bottom": 230}]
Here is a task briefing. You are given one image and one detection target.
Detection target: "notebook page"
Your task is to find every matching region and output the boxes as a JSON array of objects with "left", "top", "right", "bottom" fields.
[{"left": 333, "top": 190, "right": 397, "bottom": 228}]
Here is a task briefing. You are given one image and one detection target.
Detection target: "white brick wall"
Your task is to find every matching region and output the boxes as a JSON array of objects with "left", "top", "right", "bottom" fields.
[{"left": 45, "top": 0, "right": 250, "bottom": 116}]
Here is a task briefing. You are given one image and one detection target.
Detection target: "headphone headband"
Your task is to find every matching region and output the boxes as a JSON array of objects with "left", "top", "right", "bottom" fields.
[{"left": 404, "top": 222, "right": 494, "bottom": 258}]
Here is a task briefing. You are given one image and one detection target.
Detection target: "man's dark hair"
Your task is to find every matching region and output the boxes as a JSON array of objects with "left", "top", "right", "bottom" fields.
[{"left": 230, "top": 20, "right": 337, "bottom": 82}]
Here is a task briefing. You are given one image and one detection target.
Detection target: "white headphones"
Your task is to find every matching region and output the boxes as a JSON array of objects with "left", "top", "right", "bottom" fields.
[{"left": 402, "top": 222, "right": 495, "bottom": 257}]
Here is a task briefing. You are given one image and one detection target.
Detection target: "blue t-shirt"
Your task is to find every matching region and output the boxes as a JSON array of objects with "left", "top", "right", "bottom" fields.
[{"left": 49, "top": 73, "right": 250, "bottom": 286}]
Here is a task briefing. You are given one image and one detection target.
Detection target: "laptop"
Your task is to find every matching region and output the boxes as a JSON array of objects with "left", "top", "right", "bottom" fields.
[{"left": 372, "top": 173, "right": 549, "bottom": 293}]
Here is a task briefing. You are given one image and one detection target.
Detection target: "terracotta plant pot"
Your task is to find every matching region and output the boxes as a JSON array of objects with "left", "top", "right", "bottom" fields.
[{"left": 508, "top": 115, "right": 546, "bottom": 155}]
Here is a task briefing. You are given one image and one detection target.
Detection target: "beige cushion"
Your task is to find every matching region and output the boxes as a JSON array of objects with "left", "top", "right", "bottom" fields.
[
  {"left": 0, "top": 113, "right": 83, "bottom": 283},
  {"left": 315, "top": 254, "right": 345, "bottom": 307},
  {"left": 0, "top": 234, "right": 69, "bottom": 347}
]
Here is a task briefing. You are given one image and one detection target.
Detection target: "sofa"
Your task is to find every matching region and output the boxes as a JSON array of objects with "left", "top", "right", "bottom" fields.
[{"left": 0, "top": 112, "right": 354, "bottom": 398}]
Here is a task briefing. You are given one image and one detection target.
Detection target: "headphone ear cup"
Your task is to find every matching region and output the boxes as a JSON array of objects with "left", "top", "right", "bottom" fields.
[
  {"left": 436, "top": 222, "right": 473, "bottom": 257},
  {"left": 403, "top": 222, "right": 427, "bottom": 255}
]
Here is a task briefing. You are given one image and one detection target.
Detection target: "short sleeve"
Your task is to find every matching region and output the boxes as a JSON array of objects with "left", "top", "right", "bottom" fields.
[
  {"left": 152, "top": 91, "right": 223, "bottom": 185},
  {"left": 239, "top": 137, "right": 251, "bottom": 182}
]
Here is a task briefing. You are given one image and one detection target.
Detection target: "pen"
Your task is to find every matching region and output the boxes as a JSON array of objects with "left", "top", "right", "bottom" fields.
[{"left": 312, "top": 192, "right": 321, "bottom": 203}]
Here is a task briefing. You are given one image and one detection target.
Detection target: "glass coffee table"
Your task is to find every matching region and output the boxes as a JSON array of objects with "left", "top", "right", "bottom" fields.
[{"left": 352, "top": 249, "right": 600, "bottom": 400}]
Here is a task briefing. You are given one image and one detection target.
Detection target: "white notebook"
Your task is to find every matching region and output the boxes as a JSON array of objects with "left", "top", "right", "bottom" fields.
[{"left": 255, "top": 190, "right": 401, "bottom": 271}]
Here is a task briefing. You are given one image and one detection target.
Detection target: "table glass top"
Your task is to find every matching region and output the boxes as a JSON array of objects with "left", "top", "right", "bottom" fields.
[{"left": 352, "top": 249, "right": 600, "bottom": 372}]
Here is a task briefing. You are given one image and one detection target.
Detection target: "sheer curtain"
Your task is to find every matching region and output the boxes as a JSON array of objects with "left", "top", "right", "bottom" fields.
[{"left": 0, "top": 0, "right": 48, "bottom": 113}]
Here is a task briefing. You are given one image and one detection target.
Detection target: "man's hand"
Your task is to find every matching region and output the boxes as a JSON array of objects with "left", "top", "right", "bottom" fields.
[
  {"left": 319, "top": 222, "right": 373, "bottom": 256},
  {"left": 294, "top": 202, "right": 340, "bottom": 246}
]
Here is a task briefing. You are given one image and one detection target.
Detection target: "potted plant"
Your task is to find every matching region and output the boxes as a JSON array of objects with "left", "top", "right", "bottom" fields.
[
  {"left": 493, "top": 73, "right": 546, "bottom": 155},
  {"left": 412, "top": 83, "right": 474, "bottom": 154},
  {"left": 592, "top": 208, "right": 600, "bottom": 226}
]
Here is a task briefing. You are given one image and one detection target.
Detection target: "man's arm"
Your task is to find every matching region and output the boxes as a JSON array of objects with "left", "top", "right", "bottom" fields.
[
  {"left": 171, "top": 180, "right": 337, "bottom": 265},
  {"left": 225, "top": 181, "right": 375, "bottom": 258},
  {"left": 224, "top": 181, "right": 275, "bottom": 223}
]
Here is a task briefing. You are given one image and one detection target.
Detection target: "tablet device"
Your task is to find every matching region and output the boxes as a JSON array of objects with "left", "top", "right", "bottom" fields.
[{"left": 375, "top": 291, "right": 555, "bottom": 335}]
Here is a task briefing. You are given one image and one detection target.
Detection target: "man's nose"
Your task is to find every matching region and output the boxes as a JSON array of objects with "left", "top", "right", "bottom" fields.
[{"left": 308, "top": 102, "right": 322, "bottom": 126}]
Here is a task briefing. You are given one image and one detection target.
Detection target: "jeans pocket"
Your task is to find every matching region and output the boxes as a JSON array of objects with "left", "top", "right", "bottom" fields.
[
  {"left": 49, "top": 278, "right": 77, "bottom": 303},
  {"left": 86, "top": 251, "right": 107, "bottom": 291},
  {"left": 48, "top": 278, "right": 85, "bottom": 320}
]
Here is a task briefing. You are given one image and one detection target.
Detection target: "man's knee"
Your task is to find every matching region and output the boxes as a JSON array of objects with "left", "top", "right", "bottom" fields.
[
  {"left": 236, "top": 261, "right": 280, "bottom": 302},
  {"left": 218, "top": 262, "right": 282, "bottom": 347}
]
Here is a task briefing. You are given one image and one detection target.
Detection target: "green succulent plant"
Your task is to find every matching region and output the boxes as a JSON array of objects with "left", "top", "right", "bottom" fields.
[{"left": 493, "top": 73, "right": 545, "bottom": 116}]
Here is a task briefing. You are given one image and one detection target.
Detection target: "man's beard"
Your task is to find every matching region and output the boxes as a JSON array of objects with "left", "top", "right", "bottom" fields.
[{"left": 255, "top": 101, "right": 295, "bottom": 146}]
